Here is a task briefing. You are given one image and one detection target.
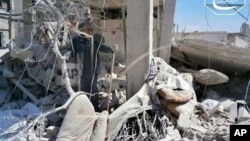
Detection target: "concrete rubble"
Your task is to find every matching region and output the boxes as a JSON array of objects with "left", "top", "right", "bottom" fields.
[
  {"left": 0, "top": 54, "right": 250, "bottom": 140},
  {"left": 0, "top": 1, "right": 249, "bottom": 141}
]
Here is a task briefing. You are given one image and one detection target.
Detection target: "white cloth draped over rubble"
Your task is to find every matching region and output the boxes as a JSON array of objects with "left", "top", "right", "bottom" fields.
[
  {"left": 107, "top": 57, "right": 197, "bottom": 139},
  {"left": 152, "top": 57, "right": 194, "bottom": 90},
  {"left": 156, "top": 72, "right": 194, "bottom": 91},
  {"left": 149, "top": 57, "right": 196, "bottom": 105},
  {"left": 56, "top": 94, "right": 108, "bottom": 141}
]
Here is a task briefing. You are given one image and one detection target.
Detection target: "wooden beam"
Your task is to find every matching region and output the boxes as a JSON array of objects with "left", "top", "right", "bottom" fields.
[{"left": 9, "top": 78, "right": 39, "bottom": 105}]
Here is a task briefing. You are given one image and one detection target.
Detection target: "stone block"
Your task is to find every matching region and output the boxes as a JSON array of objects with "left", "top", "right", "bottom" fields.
[
  {"left": 177, "top": 113, "right": 191, "bottom": 130},
  {"left": 219, "top": 99, "right": 235, "bottom": 111}
]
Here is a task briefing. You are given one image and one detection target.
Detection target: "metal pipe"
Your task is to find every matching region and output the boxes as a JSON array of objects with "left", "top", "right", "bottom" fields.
[{"left": 121, "top": 0, "right": 127, "bottom": 60}]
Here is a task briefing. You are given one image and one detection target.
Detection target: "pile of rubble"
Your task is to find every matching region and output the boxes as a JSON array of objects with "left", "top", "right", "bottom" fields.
[{"left": 2, "top": 53, "right": 248, "bottom": 141}]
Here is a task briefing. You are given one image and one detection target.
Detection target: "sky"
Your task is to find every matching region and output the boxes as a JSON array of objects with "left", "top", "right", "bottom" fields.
[{"left": 174, "top": 0, "right": 250, "bottom": 33}]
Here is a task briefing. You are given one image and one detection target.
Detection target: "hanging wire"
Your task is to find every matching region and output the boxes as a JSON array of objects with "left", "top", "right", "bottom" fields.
[
  {"left": 247, "top": 1, "right": 250, "bottom": 21},
  {"left": 204, "top": 8, "right": 213, "bottom": 31},
  {"left": 223, "top": 0, "right": 248, "bottom": 21},
  {"left": 201, "top": 6, "right": 213, "bottom": 100}
]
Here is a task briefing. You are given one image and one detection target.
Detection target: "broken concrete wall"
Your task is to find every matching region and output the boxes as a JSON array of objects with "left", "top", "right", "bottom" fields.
[{"left": 97, "top": 19, "right": 126, "bottom": 65}]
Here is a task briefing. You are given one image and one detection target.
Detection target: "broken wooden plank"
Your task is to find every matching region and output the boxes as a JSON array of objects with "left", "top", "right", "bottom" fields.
[{"left": 9, "top": 78, "right": 39, "bottom": 105}]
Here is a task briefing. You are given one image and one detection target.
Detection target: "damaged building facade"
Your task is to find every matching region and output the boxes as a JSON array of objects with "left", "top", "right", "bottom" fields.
[{"left": 0, "top": 0, "right": 250, "bottom": 141}]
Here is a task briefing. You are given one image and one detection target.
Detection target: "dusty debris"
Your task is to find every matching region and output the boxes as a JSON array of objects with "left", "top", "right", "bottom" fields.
[
  {"left": 0, "top": 103, "right": 41, "bottom": 140},
  {"left": 1, "top": 54, "right": 250, "bottom": 141},
  {"left": 98, "top": 90, "right": 126, "bottom": 112},
  {"left": 199, "top": 99, "right": 224, "bottom": 112},
  {"left": 150, "top": 57, "right": 197, "bottom": 117}
]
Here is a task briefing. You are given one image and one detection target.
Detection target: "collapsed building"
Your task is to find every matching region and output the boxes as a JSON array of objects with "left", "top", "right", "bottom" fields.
[{"left": 0, "top": 0, "right": 250, "bottom": 141}]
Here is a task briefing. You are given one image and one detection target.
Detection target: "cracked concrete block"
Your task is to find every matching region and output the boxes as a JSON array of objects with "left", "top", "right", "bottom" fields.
[
  {"left": 224, "top": 100, "right": 250, "bottom": 123},
  {"left": 164, "top": 126, "right": 182, "bottom": 141},
  {"left": 200, "top": 99, "right": 224, "bottom": 112},
  {"left": 177, "top": 113, "right": 191, "bottom": 130},
  {"left": 177, "top": 113, "right": 207, "bottom": 134},
  {"left": 219, "top": 99, "right": 235, "bottom": 111}
]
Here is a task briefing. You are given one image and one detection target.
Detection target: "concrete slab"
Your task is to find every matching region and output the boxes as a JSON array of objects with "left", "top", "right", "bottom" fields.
[
  {"left": 220, "top": 99, "right": 235, "bottom": 111},
  {"left": 177, "top": 113, "right": 191, "bottom": 130}
]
